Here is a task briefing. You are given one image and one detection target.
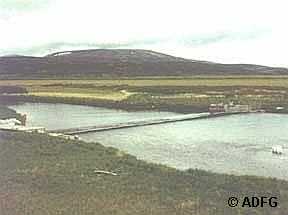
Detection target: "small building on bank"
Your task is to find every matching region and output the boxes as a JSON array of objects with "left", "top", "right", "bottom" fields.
[
  {"left": 209, "top": 102, "right": 251, "bottom": 114},
  {"left": 0, "top": 118, "right": 45, "bottom": 133},
  {"left": 209, "top": 103, "right": 225, "bottom": 114},
  {"left": 0, "top": 118, "right": 21, "bottom": 127}
]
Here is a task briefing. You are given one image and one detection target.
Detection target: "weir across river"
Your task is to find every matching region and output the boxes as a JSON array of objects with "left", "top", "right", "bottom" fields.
[{"left": 50, "top": 112, "right": 245, "bottom": 135}]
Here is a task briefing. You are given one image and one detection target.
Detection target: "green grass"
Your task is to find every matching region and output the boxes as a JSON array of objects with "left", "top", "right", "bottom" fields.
[
  {"left": 0, "top": 106, "right": 21, "bottom": 120},
  {"left": 2, "top": 76, "right": 288, "bottom": 87},
  {"left": 0, "top": 131, "right": 288, "bottom": 215},
  {"left": 2, "top": 77, "right": 288, "bottom": 214},
  {"left": 1, "top": 77, "right": 288, "bottom": 113}
]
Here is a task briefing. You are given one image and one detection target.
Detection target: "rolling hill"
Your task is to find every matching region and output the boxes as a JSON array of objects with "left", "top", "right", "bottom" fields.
[{"left": 0, "top": 49, "right": 287, "bottom": 78}]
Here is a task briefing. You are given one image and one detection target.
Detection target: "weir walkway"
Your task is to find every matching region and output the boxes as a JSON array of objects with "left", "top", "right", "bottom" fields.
[{"left": 50, "top": 112, "right": 242, "bottom": 135}]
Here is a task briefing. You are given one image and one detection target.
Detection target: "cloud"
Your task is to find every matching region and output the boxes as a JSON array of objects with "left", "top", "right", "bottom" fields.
[
  {"left": 177, "top": 29, "right": 269, "bottom": 47},
  {"left": 0, "top": 30, "right": 268, "bottom": 57},
  {"left": 0, "top": 0, "right": 51, "bottom": 11},
  {"left": 0, "top": 0, "right": 288, "bottom": 66},
  {"left": 0, "top": 39, "right": 168, "bottom": 56}
]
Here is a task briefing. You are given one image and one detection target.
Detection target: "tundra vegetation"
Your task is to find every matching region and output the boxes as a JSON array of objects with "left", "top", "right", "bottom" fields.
[
  {"left": 0, "top": 130, "right": 288, "bottom": 215},
  {"left": 1, "top": 76, "right": 288, "bottom": 113},
  {"left": 0, "top": 105, "right": 21, "bottom": 120},
  {"left": 1, "top": 76, "right": 288, "bottom": 214}
]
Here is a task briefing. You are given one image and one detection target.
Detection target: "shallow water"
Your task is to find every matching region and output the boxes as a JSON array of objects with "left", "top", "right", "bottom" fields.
[{"left": 10, "top": 103, "right": 288, "bottom": 179}]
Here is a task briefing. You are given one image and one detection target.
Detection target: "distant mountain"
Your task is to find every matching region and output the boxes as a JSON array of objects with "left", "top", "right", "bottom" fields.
[{"left": 0, "top": 49, "right": 287, "bottom": 77}]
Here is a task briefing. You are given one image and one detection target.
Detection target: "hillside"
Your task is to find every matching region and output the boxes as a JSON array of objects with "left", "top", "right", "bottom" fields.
[
  {"left": 0, "top": 49, "right": 287, "bottom": 78},
  {"left": 0, "top": 130, "right": 287, "bottom": 214}
]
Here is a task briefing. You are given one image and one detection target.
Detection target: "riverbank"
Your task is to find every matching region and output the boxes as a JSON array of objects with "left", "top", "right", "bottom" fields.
[
  {"left": 0, "top": 105, "right": 22, "bottom": 120},
  {"left": 1, "top": 94, "right": 288, "bottom": 116},
  {"left": 1, "top": 77, "right": 288, "bottom": 114},
  {"left": 0, "top": 94, "right": 208, "bottom": 114},
  {"left": 1, "top": 130, "right": 287, "bottom": 215}
]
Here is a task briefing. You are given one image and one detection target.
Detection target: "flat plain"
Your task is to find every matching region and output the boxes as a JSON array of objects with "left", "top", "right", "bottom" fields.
[{"left": 1, "top": 76, "right": 288, "bottom": 113}]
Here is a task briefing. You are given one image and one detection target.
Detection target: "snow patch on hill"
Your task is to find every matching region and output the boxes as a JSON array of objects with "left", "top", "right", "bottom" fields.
[{"left": 53, "top": 51, "right": 72, "bottom": 56}]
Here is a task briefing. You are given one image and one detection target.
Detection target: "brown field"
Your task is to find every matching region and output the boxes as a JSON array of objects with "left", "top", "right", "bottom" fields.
[
  {"left": 1, "top": 76, "right": 288, "bottom": 87},
  {"left": 1, "top": 76, "right": 288, "bottom": 113}
]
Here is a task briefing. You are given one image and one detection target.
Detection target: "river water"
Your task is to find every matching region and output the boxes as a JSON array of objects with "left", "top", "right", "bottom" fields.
[{"left": 10, "top": 103, "right": 288, "bottom": 180}]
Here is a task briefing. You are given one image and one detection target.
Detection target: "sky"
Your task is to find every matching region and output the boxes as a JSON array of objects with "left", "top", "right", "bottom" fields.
[{"left": 0, "top": 0, "right": 288, "bottom": 67}]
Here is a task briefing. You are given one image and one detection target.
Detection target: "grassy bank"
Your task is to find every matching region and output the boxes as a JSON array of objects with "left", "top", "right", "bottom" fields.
[
  {"left": 0, "top": 131, "right": 287, "bottom": 215},
  {"left": 1, "top": 80, "right": 288, "bottom": 215},
  {"left": 1, "top": 77, "right": 288, "bottom": 113},
  {"left": 0, "top": 106, "right": 22, "bottom": 120}
]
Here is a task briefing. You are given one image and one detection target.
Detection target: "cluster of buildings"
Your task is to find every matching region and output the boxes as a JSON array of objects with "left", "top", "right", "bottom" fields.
[
  {"left": 209, "top": 101, "right": 251, "bottom": 114},
  {"left": 0, "top": 118, "right": 46, "bottom": 133},
  {"left": 0, "top": 116, "right": 80, "bottom": 140}
]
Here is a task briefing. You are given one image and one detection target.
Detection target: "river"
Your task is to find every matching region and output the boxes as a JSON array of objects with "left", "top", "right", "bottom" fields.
[{"left": 10, "top": 102, "right": 288, "bottom": 180}]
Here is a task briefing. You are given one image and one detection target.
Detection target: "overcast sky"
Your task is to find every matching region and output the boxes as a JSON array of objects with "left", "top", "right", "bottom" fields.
[{"left": 0, "top": 0, "right": 287, "bottom": 66}]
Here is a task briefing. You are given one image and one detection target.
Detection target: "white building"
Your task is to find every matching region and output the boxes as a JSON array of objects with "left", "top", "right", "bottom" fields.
[
  {"left": 0, "top": 118, "right": 45, "bottom": 133},
  {"left": 0, "top": 118, "right": 21, "bottom": 127},
  {"left": 223, "top": 101, "right": 250, "bottom": 113}
]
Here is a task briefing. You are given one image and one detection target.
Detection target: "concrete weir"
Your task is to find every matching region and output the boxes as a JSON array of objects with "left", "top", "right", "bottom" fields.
[{"left": 50, "top": 112, "right": 245, "bottom": 135}]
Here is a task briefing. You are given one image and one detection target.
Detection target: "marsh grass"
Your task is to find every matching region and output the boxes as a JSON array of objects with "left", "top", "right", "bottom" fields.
[{"left": 0, "top": 131, "right": 287, "bottom": 215}]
